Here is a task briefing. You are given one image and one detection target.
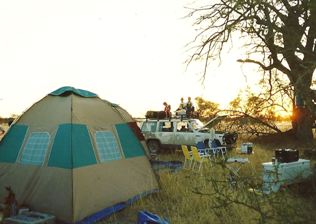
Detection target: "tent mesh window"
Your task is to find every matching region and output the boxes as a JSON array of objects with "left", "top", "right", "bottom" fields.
[
  {"left": 20, "top": 132, "right": 50, "bottom": 165},
  {"left": 95, "top": 131, "right": 122, "bottom": 162}
]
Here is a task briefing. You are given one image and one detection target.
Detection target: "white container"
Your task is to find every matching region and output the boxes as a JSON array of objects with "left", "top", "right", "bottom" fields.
[
  {"left": 240, "top": 142, "right": 253, "bottom": 154},
  {"left": 262, "top": 159, "right": 312, "bottom": 194},
  {"left": 18, "top": 208, "right": 30, "bottom": 215},
  {"left": 4, "top": 211, "right": 55, "bottom": 224}
]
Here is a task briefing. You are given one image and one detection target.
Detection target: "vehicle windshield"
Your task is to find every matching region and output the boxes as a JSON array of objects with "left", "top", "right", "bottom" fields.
[{"left": 189, "top": 119, "right": 205, "bottom": 130}]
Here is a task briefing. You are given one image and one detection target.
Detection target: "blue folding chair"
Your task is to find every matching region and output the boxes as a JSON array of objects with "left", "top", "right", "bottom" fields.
[
  {"left": 196, "top": 141, "right": 206, "bottom": 154},
  {"left": 196, "top": 141, "right": 216, "bottom": 161}
]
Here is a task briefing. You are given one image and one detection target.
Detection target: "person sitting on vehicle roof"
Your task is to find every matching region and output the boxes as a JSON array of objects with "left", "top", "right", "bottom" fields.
[
  {"left": 186, "top": 97, "right": 195, "bottom": 118},
  {"left": 176, "top": 97, "right": 187, "bottom": 118},
  {"left": 163, "top": 102, "right": 171, "bottom": 118},
  {"left": 177, "top": 97, "right": 186, "bottom": 110}
]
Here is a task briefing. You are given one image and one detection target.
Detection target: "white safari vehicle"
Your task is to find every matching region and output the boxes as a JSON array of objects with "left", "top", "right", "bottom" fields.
[{"left": 140, "top": 116, "right": 237, "bottom": 152}]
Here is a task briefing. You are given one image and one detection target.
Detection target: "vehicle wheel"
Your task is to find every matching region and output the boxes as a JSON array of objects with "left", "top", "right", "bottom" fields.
[{"left": 147, "top": 140, "right": 160, "bottom": 154}]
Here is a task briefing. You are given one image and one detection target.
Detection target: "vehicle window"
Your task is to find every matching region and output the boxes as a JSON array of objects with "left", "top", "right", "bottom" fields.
[
  {"left": 141, "top": 122, "right": 157, "bottom": 132},
  {"left": 176, "top": 121, "right": 193, "bottom": 132},
  {"left": 158, "top": 121, "right": 173, "bottom": 132}
]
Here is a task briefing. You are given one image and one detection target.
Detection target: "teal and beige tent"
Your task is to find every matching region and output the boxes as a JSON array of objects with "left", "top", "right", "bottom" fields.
[{"left": 0, "top": 86, "right": 158, "bottom": 223}]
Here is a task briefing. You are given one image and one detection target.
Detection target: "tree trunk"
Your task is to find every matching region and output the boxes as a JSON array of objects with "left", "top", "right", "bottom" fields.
[
  {"left": 292, "top": 107, "right": 313, "bottom": 141},
  {"left": 292, "top": 82, "right": 314, "bottom": 142}
]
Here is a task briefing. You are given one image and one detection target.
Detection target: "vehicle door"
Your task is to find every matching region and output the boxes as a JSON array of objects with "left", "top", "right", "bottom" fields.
[
  {"left": 156, "top": 121, "right": 175, "bottom": 145},
  {"left": 174, "top": 120, "right": 195, "bottom": 145}
]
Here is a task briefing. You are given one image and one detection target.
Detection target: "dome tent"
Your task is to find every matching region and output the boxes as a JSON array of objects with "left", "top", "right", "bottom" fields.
[{"left": 0, "top": 86, "right": 158, "bottom": 223}]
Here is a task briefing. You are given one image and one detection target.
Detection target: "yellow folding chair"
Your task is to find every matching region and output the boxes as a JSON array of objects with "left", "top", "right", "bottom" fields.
[
  {"left": 181, "top": 145, "right": 193, "bottom": 170},
  {"left": 191, "top": 146, "right": 210, "bottom": 172}
]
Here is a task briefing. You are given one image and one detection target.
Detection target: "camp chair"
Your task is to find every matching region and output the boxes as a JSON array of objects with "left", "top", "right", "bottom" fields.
[
  {"left": 208, "top": 139, "right": 227, "bottom": 160},
  {"left": 226, "top": 157, "right": 249, "bottom": 188},
  {"left": 181, "top": 145, "right": 193, "bottom": 170},
  {"left": 215, "top": 146, "right": 227, "bottom": 159},
  {"left": 191, "top": 146, "right": 210, "bottom": 172},
  {"left": 196, "top": 141, "right": 215, "bottom": 158},
  {"left": 196, "top": 141, "right": 216, "bottom": 161}
]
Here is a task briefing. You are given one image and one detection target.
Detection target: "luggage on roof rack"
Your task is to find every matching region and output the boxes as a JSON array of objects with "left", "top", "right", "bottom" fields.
[{"left": 145, "top": 110, "right": 167, "bottom": 119}]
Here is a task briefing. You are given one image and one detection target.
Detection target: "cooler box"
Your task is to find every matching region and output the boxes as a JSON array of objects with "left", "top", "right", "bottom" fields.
[
  {"left": 275, "top": 149, "right": 299, "bottom": 163},
  {"left": 240, "top": 143, "right": 253, "bottom": 154},
  {"left": 4, "top": 211, "right": 55, "bottom": 224},
  {"left": 262, "top": 159, "right": 312, "bottom": 194}
]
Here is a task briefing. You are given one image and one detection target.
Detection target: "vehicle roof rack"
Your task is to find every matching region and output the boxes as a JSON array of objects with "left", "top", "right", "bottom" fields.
[{"left": 144, "top": 115, "right": 195, "bottom": 122}]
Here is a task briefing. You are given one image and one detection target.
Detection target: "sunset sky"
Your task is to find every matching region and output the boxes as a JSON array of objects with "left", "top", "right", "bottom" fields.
[{"left": 0, "top": 0, "right": 261, "bottom": 118}]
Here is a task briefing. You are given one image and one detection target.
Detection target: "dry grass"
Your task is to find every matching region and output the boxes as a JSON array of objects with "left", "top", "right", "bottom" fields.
[{"left": 100, "top": 140, "right": 316, "bottom": 224}]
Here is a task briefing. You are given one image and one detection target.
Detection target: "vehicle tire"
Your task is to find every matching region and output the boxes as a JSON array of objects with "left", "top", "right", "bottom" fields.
[{"left": 147, "top": 140, "right": 160, "bottom": 154}]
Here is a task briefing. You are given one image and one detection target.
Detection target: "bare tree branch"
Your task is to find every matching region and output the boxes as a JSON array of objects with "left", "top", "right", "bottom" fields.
[{"left": 186, "top": 0, "right": 316, "bottom": 141}]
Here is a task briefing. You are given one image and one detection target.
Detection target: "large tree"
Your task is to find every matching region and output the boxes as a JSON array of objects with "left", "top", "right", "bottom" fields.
[{"left": 187, "top": 0, "right": 316, "bottom": 141}]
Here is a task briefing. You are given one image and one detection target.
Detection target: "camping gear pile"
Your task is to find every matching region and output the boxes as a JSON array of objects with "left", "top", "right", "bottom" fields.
[
  {"left": 145, "top": 111, "right": 167, "bottom": 120},
  {"left": 0, "top": 86, "right": 158, "bottom": 223}
]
